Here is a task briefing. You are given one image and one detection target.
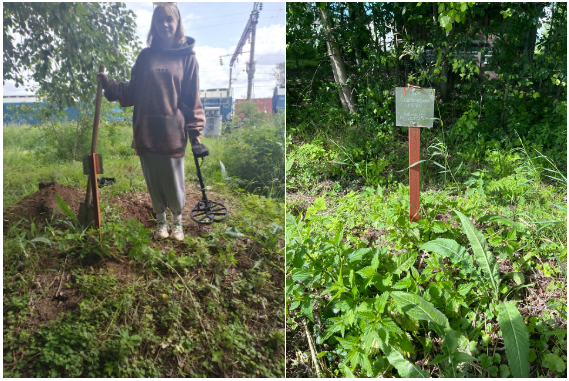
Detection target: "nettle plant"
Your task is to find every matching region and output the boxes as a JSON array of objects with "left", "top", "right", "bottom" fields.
[{"left": 287, "top": 200, "right": 533, "bottom": 377}]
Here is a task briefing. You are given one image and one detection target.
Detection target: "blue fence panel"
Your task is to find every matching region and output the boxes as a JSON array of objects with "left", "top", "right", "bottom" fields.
[
  {"left": 3, "top": 102, "right": 132, "bottom": 125},
  {"left": 5, "top": 99, "right": 241, "bottom": 124}
]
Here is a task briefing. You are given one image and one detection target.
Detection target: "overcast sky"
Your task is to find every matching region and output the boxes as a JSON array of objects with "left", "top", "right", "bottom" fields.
[{"left": 3, "top": 1, "right": 286, "bottom": 99}]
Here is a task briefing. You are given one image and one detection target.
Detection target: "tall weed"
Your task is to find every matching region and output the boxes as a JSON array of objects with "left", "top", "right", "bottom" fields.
[{"left": 217, "top": 113, "right": 285, "bottom": 199}]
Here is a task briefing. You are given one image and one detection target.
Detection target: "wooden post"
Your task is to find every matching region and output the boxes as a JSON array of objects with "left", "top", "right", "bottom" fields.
[
  {"left": 395, "top": 86, "right": 435, "bottom": 222},
  {"left": 409, "top": 127, "right": 420, "bottom": 222}
]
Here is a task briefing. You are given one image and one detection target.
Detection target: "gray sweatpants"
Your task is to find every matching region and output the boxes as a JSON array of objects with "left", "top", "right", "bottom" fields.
[{"left": 139, "top": 156, "right": 185, "bottom": 222}]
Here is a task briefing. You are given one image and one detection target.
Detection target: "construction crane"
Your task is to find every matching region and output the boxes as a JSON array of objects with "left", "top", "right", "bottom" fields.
[{"left": 227, "top": 2, "right": 262, "bottom": 100}]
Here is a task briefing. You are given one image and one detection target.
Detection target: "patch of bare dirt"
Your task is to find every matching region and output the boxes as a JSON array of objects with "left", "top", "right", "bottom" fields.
[
  {"left": 109, "top": 192, "right": 155, "bottom": 228},
  {"left": 3, "top": 181, "right": 231, "bottom": 240},
  {"left": 362, "top": 228, "right": 389, "bottom": 244},
  {"left": 286, "top": 193, "right": 316, "bottom": 217},
  {"left": 3, "top": 181, "right": 83, "bottom": 230},
  {"left": 519, "top": 265, "right": 567, "bottom": 327},
  {"left": 12, "top": 255, "right": 138, "bottom": 334},
  {"left": 435, "top": 211, "right": 457, "bottom": 227},
  {"left": 16, "top": 260, "right": 79, "bottom": 332},
  {"left": 125, "top": 185, "right": 232, "bottom": 237},
  {"left": 103, "top": 258, "right": 136, "bottom": 279},
  {"left": 237, "top": 253, "right": 254, "bottom": 269},
  {"left": 286, "top": 322, "right": 310, "bottom": 378}
]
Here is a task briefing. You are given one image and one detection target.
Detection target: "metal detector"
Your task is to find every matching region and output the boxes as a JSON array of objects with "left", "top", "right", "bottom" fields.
[{"left": 189, "top": 141, "right": 229, "bottom": 224}]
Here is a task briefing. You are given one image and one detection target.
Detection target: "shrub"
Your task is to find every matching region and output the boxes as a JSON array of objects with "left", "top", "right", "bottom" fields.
[{"left": 220, "top": 112, "right": 285, "bottom": 199}]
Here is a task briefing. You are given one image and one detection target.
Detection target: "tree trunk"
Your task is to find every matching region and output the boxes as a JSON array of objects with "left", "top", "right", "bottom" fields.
[
  {"left": 382, "top": 29, "right": 388, "bottom": 75},
  {"left": 501, "top": 85, "right": 509, "bottom": 127},
  {"left": 432, "top": 3, "right": 450, "bottom": 100},
  {"left": 319, "top": 6, "right": 357, "bottom": 113},
  {"left": 394, "top": 19, "right": 400, "bottom": 85},
  {"left": 440, "top": 58, "right": 449, "bottom": 101},
  {"left": 73, "top": 104, "right": 82, "bottom": 161}
]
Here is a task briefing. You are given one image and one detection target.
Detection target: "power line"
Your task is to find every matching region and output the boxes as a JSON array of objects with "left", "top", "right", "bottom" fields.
[
  {"left": 191, "top": 18, "right": 250, "bottom": 30},
  {"left": 137, "top": 9, "right": 282, "bottom": 29},
  {"left": 138, "top": 17, "right": 252, "bottom": 31},
  {"left": 231, "top": 85, "right": 277, "bottom": 88},
  {"left": 186, "top": 9, "right": 282, "bottom": 22}
]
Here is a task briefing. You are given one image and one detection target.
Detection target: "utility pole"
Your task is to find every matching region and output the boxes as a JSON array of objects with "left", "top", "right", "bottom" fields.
[
  {"left": 246, "top": 6, "right": 259, "bottom": 100},
  {"left": 228, "top": 2, "right": 262, "bottom": 100}
]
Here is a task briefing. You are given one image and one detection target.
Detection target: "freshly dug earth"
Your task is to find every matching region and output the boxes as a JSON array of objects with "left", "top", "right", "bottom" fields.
[
  {"left": 3, "top": 181, "right": 224, "bottom": 236},
  {"left": 4, "top": 181, "right": 285, "bottom": 377},
  {"left": 109, "top": 190, "right": 221, "bottom": 238},
  {"left": 3, "top": 181, "right": 83, "bottom": 229}
]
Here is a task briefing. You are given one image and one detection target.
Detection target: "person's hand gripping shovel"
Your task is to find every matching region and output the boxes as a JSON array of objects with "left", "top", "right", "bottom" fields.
[{"left": 78, "top": 65, "right": 105, "bottom": 228}]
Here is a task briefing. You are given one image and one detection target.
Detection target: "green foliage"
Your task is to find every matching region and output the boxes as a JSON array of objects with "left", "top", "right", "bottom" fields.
[
  {"left": 287, "top": 140, "right": 335, "bottom": 192},
  {"left": 380, "top": 342, "right": 429, "bottom": 378},
  {"left": 543, "top": 353, "right": 567, "bottom": 373},
  {"left": 3, "top": 98, "right": 133, "bottom": 164},
  {"left": 272, "top": 61, "right": 285, "bottom": 87},
  {"left": 286, "top": 179, "right": 566, "bottom": 377},
  {"left": 3, "top": 2, "right": 141, "bottom": 111},
  {"left": 287, "top": 2, "right": 567, "bottom": 186},
  {"left": 4, "top": 113, "right": 285, "bottom": 378},
  {"left": 233, "top": 100, "right": 273, "bottom": 128},
  {"left": 218, "top": 112, "right": 285, "bottom": 198},
  {"left": 497, "top": 301, "right": 530, "bottom": 378},
  {"left": 454, "top": 210, "right": 501, "bottom": 299},
  {"left": 437, "top": 2, "right": 475, "bottom": 32}
]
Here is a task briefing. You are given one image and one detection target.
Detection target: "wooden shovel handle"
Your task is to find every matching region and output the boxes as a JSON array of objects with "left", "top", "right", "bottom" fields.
[
  {"left": 85, "top": 64, "right": 105, "bottom": 209},
  {"left": 91, "top": 64, "right": 105, "bottom": 154}
]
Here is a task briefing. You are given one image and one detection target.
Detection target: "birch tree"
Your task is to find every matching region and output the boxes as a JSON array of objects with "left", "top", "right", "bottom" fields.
[{"left": 319, "top": 4, "right": 357, "bottom": 113}]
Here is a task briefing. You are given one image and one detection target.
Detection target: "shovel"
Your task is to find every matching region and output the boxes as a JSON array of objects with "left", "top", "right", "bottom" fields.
[{"left": 78, "top": 64, "right": 105, "bottom": 228}]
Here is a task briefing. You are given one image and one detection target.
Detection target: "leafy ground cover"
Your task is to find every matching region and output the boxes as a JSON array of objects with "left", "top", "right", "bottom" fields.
[
  {"left": 286, "top": 2, "right": 566, "bottom": 377},
  {"left": 286, "top": 137, "right": 567, "bottom": 378},
  {"left": 3, "top": 116, "right": 285, "bottom": 377}
]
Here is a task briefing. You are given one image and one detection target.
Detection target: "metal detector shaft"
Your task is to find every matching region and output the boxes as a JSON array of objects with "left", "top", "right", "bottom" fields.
[{"left": 193, "top": 153, "right": 208, "bottom": 202}]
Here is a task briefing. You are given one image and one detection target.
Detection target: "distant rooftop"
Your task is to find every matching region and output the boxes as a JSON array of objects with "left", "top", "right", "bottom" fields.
[{"left": 3, "top": 95, "right": 38, "bottom": 103}]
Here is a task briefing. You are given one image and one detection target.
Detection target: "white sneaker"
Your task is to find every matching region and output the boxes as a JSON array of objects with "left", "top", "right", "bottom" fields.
[
  {"left": 154, "top": 221, "right": 169, "bottom": 240},
  {"left": 170, "top": 222, "right": 184, "bottom": 241}
]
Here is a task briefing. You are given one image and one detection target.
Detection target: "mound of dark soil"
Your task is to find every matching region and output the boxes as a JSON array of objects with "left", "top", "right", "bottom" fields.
[
  {"left": 110, "top": 192, "right": 155, "bottom": 228},
  {"left": 3, "top": 181, "right": 225, "bottom": 238},
  {"left": 109, "top": 189, "right": 222, "bottom": 238},
  {"left": 3, "top": 181, "right": 83, "bottom": 230}
]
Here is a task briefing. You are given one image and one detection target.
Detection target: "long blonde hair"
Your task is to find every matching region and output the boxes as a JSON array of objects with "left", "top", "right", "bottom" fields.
[{"left": 147, "top": 3, "right": 186, "bottom": 47}]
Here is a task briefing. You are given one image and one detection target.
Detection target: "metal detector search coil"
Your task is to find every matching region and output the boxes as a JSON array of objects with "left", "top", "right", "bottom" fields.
[
  {"left": 189, "top": 142, "right": 229, "bottom": 224},
  {"left": 191, "top": 200, "right": 228, "bottom": 224}
]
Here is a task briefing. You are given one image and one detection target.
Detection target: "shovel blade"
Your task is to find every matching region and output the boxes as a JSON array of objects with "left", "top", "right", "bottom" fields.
[{"left": 78, "top": 201, "right": 95, "bottom": 227}]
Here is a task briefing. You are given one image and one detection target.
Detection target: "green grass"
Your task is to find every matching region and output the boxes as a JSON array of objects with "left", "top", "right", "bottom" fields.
[{"left": 3, "top": 119, "right": 285, "bottom": 377}]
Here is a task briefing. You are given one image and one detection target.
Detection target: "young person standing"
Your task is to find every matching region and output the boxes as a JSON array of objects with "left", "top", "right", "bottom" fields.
[{"left": 98, "top": 2, "right": 207, "bottom": 241}]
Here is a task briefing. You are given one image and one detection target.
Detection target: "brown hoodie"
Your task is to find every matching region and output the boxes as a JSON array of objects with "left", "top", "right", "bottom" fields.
[{"left": 103, "top": 36, "right": 205, "bottom": 157}]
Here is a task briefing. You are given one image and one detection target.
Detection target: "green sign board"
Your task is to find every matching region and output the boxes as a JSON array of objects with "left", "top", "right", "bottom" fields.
[{"left": 395, "top": 87, "right": 435, "bottom": 127}]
